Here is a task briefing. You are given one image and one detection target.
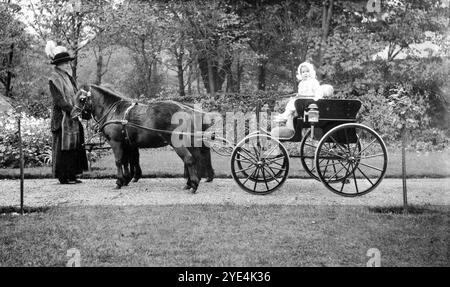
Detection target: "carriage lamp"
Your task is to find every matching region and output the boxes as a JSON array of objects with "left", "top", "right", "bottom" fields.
[{"left": 307, "top": 103, "right": 319, "bottom": 123}]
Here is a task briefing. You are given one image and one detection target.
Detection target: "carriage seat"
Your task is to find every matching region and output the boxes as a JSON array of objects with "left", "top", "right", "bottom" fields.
[{"left": 277, "top": 99, "right": 362, "bottom": 142}]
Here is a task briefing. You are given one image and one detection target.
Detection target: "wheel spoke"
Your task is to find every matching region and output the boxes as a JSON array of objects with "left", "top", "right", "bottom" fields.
[
  {"left": 263, "top": 165, "right": 281, "bottom": 184},
  {"left": 235, "top": 156, "right": 254, "bottom": 164},
  {"left": 264, "top": 154, "right": 285, "bottom": 165},
  {"left": 320, "top": 161, "right": 346, "bottom": 168},
  {"left": 268, "top": 166, "right": 287, "bottom": 172},
  {"left": 329, "top": 135, "right": 349, "bottom": 155},
  {"left": 253, "top": 167, "right": 260, "bottom": 190},
  {"left": 235, "top": 164, "right": 258, "bottom": 174},
  {"left": 304, "top": 143, "right": 317, "bottom": 149},
  {"left": 242, "top": 166, "right": 259, "bottom": 185},
  {"left": 240, "top": 147, "right": 258, "bottom": 162},
  {"left": 311, "top": 158, "right": 326, "bottom": 173},
  {"left": 357, "top": 162, "right": 384, "bottom": 172},
  {"left": 356, "top": 165, "right": 374, "bottom": 185},
  {"left": 251, "top": 142, "right": 261, "bottom": 161},
  {"left": 261, "top": 166, "right": 270, "bottom": 191},
  {"left": 326, "top": 162, "right": 349, "bottom": 181},
  {"left": 355, "top": 138, "right": 378, "bottom": 157},
  {"left": 236, "top": 149, "right": 256, "bottom": 162},
  {"left": 323, "top": 159, "right": 330, "bottom": 178},
  {"left": 351, "top": 162, "right": 359, "bottom": 194},
  {"left": 320, "top": 149, "right": 346, "bottom": 159},
  {"left": 262, "top": 144, "right": 278, "bottom": 158},
  {"left": 358, "top": 153, "right": 385, "bottom": 159}
]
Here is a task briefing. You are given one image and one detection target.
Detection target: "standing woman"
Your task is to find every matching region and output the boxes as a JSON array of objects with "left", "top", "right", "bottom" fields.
[{"left": 45, "top": 41, "right": 88, "bottom": 184}]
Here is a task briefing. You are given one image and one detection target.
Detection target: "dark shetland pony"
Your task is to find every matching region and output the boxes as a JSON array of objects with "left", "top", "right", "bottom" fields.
[{"left": 74, "top": 84, "right": 214, "bottom": 193}]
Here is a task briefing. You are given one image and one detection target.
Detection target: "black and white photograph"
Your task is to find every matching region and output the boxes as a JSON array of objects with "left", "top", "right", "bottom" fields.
[{"left": 0, "top": 0, "right": 449, "bottom": 270}]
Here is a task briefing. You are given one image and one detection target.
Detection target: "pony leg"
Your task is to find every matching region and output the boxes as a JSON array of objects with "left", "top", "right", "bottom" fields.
[
  {"left": 202, "top": 146, "right": 215, "bottom": 182},
  {"left": 123, "top": 158, "right": 131, "bottom": 186},
  {"left": 110, "top": 141, "right": 126, "bottom": 189},
  {"left": 122, "top": 145, "right": 133, "bottom": 186},
  {"left": 172, "top": 146, "right": 200, "bottom": 193},
  {"left": 131, "top": 147, "right": 142, "bottom": 182}
]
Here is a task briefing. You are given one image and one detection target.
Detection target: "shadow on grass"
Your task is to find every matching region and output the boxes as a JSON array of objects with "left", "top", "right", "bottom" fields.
[
  {"left": 0, "top": 206, "right": 50, "bottom": 215},
  {"left": 368, "top": 205, "right": 444, "bottom": 215}
]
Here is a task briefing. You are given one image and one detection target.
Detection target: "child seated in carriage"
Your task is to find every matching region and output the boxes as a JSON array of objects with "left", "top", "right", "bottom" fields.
[{"left": 271, "top": 62, "right": 333, "bottom": 139}]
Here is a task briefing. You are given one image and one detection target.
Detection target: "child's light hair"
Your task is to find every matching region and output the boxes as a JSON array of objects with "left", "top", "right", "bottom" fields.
[{"left": 296, "top": 62, "right": 317, "bottom": 81}]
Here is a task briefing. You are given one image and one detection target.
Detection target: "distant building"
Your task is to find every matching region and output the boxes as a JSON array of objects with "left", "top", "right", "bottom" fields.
[{"left": 372, "top": 41, "right": 442, "bottom": 61}]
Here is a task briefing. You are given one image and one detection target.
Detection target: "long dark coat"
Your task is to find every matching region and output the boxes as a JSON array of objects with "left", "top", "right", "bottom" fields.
[{"left": 48, "top": 66, "right": 88, "bottom": 179}]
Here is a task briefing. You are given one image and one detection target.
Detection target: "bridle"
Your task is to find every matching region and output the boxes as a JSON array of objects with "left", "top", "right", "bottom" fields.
[
  {"left": 72, "top": 89, "right": 92, "bottom": 120},
  {"left": 73, "top": 88, "right": 124, "bottom": 133}
]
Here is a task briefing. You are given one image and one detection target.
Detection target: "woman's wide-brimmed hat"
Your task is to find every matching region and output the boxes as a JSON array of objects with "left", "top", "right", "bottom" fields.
[
  {"left": 51, "top": 51, "right": 75, "bottom": 65},
  {"left": 45, "top": 41, "right": 75, "bottom": 65}
]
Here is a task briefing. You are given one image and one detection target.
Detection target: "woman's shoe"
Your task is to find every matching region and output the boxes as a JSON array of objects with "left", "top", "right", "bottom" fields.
[
  {"left": 68, "top": 177, "right": 82, "bottom": 184},
  {"left": 59, "top": 178, "right": 69, "bottom": 184}
]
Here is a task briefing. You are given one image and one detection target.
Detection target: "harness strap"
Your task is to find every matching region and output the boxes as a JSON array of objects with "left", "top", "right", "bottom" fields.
[
  {"left": 122, "top": 102, "right": 138, "bottom": 144},
  {"left": 94, "top": 100, "right": 125, "bottom": 132}
]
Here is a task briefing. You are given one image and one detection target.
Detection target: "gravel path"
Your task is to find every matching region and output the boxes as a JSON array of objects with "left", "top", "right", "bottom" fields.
[{"left": 0, "top": 178, "right": 449, "bottom": 207}]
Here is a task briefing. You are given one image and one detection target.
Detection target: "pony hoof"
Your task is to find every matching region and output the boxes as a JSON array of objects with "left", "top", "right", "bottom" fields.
[
  {"left": 132, "top": 178, "right": 139, "bottom": 183},
  {"left": 183, "top": 185, "right": 190, "bottom": 190},
  {"left": 205, "top": 177, "right": 213, "bottom": 182},
  {"left": 190, "top": 188, "right": 197, "bottom": 194},
  {"left": 115, "top": 185, "right": 121, "bottom": 189}
]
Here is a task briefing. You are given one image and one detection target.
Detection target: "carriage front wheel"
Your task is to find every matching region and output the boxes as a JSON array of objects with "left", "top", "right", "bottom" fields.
[
  {"left": 231, "top": 133, "right": 289, "bottom": 195},
  {"left": 314, "top": 123, "right": 388, "bottom": 197}
]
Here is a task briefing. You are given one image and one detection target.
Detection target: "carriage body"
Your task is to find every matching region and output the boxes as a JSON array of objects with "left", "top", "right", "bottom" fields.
[
  {"left": 288, "top": 98, "right": 361, "bottom": 143},
  {"left": 230, "top": 98, "right": 388, "bottom": 197}
]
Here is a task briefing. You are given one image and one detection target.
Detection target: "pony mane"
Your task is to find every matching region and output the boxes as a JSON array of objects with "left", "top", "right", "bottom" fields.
[
  {"left": 90, "top": 84, "right": 126, "bottom": 99},
  {"left": 89, "top": 84, "right": 136, "bottom": 108}
]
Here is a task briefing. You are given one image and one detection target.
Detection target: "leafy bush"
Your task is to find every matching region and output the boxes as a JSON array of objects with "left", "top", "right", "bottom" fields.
[
  {"left": 152, "top": 87, "right": 448, "bottom": 150},
  {"left": 0, "top": 110, "right": 52, "bottom": 168}
]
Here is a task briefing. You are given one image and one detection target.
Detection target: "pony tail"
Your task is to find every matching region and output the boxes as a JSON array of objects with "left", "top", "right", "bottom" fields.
[{"left": 45, "top": 40, "right": 57, "bottom": 59}]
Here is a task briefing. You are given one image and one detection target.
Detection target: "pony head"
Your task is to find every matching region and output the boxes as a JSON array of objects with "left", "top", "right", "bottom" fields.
[{"left": 74, "top": 86, "right": 93, "bottom": 120}]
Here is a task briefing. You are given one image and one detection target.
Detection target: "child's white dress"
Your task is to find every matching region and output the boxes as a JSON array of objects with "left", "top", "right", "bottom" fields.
[{"left": 275, "top": 78, "right": 323, "bottom": 130}]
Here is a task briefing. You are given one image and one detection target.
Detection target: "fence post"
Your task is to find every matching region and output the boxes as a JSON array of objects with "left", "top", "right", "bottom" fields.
[
  {"left": 17, "top": 112, "right": 24, "bottom": 215},
  {"left": 401, "top": 128, "right": 408, "bottom": 214}
]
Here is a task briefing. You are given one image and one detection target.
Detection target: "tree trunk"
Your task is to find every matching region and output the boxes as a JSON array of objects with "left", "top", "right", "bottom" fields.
[
  {"left": 198, "top": 52, "right": 230, "bottom": 94},
  {"left": 223, "top": 54, "right": 235, "bottom": 93},
  {"left": 198, "top": 54, "right": 211, "bottom": 93},
  {"left": 95, "top": 51, "right": 103, "bottom": 85},
  {"left": 5, "top": 43, "right": 14, "bottom": 98},
  {"left": 257, "top": 59, "right": 267, "bottom": 91},
  {"left": 207, "top": 58, "right": 215, "bottom": 97},
  {"left": 176, "top": 53, "right": 186, "bottom": 97},
  {"left": 71, "top": 13, "right": 83, "bottom": 81},
  {"left": 187, "top": 64, "right": 192, "bottom": 95},
  {"left": 317, "top": 0, "right": 334, "bottom": 79},
  {"left": 236, "top": 58, "right": 242, "bottom": 93}
]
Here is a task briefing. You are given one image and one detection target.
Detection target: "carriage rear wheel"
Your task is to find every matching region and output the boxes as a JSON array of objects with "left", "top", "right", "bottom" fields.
[
  {"left": 231, "top": 133, "right": 289, "bottom": 195},
  {"left": 300, "top": 129, "right": 361, "bottom": 182},
  {"left": 314, "top": 123, "right": 388, "bottom": 197}
]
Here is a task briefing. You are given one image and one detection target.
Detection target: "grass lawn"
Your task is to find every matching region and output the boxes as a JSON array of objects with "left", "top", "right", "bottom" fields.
[
  {"left": 1, "top": 147, "right": 449, "bottom": 179},
  {"left": 0, "top": 204, "right": 448, "bottom": 267}
]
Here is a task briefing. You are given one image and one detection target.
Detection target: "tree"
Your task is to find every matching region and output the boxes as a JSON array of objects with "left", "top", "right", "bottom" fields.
[
  {"left": 0, "top": 1, "right": 27, "bottom": 98},
  {"left": 109, "top": 1, "right": 167, "bottom": 98},
  {"left": 180, "top": 0, "right": 245, "bottom": 95},
  {"left": 27, "top": 0, "right": 107, "bottom": 80},
  {"left": 160, "top": 2, "right": 198, "bottom": 97}
]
